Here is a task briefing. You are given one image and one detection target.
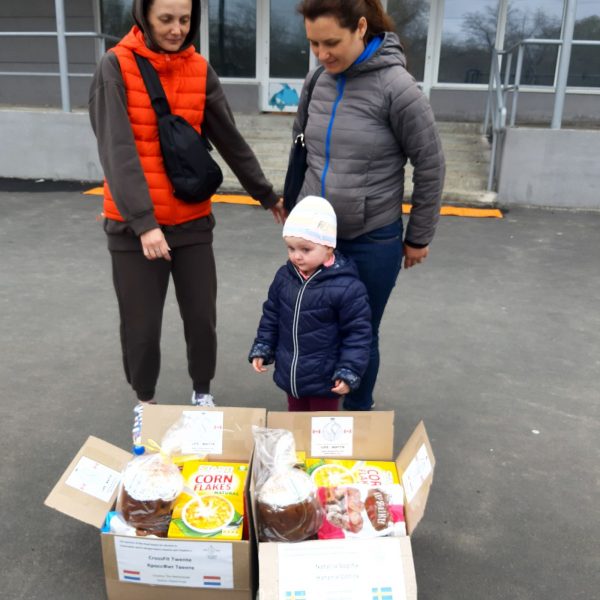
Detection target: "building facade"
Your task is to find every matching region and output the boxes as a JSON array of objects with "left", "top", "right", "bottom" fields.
[{"left": 1, "top": 0, "right": 599, "bottom": 123}]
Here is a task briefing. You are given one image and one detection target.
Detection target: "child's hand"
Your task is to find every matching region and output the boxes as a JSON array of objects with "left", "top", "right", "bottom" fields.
[
  {"left": 331, "top": 379, "right": 350, "bottom": 395},
  {"left": 252, "top": 357, "right": 268, "bottom": 373}
]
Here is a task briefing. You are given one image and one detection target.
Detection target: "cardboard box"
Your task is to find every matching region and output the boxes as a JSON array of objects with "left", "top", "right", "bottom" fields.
[
  {"left": 255, "top": 411, "right": 435, "bottom": 600},
  {"left": 45, "top": 406, "right": 266, "bottom": 600}
]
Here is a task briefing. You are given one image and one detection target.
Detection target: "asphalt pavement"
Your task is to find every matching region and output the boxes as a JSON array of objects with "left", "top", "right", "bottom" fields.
[{"left": 1, "top": 183, "right": 599, "bottom": 599}]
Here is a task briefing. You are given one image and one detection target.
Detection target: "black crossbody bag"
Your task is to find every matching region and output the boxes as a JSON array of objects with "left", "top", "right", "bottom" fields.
[
  {"left": 283, "top": 66, "right": 324, "bottom": 213},
  {"left": 134, "top": 53, "right": 223, "bottom": 204}
]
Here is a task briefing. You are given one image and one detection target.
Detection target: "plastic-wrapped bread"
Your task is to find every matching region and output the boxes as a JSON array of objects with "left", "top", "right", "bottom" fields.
[
  {"left": 256, "top": 468, "right": 323, "bottom": 542},
  {"left": 252, "top": 426, "right": 323, "bottom": 542},
  {"left": 118, "top": 453, "right": 183, "bottom": 537}
]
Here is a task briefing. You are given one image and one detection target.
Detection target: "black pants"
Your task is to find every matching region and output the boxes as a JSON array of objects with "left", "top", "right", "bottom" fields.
[{"left": 110, "top": 243, "right": 217, "bottom": 400}]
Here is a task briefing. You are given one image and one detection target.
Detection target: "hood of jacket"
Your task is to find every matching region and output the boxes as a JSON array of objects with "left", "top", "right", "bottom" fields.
[
  {"left": 345, "top": 32, "right": 406, "bottom": 77},
  {"left": 286, "top": 250, "right": 360, "bottom": 282},
  {"left": 131, "top": 0, "right": 200, "bottom": 53}
]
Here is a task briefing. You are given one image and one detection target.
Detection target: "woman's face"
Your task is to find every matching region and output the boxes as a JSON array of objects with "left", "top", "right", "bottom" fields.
[
  {"left": 147, "top": 0, "right": 192, "bottom": 52},
  {"left": 305, "top": 15, "right": 367, "bottom": 74}
]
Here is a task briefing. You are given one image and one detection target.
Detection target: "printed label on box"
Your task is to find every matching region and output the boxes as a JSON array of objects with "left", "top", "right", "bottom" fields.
[
  {"left": 64, "top": 456, "right": 121, "bottom": 503},
  {"left": 114, "top": 537, "right": 234, "bottom": 589},
  {"left": 402, "top": 443, "right": 433, "bottom": 503},
  {"left": 277, "top": 540, "right": 406, "bottom": 600},
  {"left": 181, "top": 411, "right": 224, "bottom": 455},
  {"left": 311, "top": 417, "right": 354, "bottom": 457}
]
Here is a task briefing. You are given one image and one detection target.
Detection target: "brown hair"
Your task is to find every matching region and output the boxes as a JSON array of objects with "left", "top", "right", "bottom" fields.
[{"left": 297, "top": 0, "right": 396, "bottom": 41}]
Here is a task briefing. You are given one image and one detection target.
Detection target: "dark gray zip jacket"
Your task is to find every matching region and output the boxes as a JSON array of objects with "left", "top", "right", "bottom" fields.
[{"left": 295, "top": 33, "right": 445, "bottom": 245}]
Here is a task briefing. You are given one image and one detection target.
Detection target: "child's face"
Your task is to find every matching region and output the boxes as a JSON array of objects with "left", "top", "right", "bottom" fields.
[{"left": 285, "top": 236, "right": 334, "bottom": 277}]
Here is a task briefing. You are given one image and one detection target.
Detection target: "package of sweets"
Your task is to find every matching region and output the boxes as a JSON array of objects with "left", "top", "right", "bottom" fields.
[
  {"left": 306, "top": 459, "right": 399, "bottom": 487},
  {"left": 168, "top": 461, "right": 248, "bottom": 540},
  {"left": 316, "top": 484, "right": 406, "bottom": 540}
]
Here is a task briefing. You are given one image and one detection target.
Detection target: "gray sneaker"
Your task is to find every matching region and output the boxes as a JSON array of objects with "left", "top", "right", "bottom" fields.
[{"left": 191, "top": 392, "right": 216, "bottom": 407}]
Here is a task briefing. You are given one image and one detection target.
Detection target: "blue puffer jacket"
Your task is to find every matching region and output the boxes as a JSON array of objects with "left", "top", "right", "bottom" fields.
[{"left": 249, "top": 252, "right": 372, "bottom": 398}]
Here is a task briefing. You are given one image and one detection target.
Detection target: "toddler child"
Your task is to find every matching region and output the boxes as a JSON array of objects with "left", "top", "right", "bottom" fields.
[{"left": 248, "top": 196, "right": 372, "bottom": 411}]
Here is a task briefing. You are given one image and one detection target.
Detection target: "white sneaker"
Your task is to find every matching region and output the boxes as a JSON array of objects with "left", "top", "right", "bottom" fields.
[{"left": 191, "top": 392, "right": 216, "bottom": 407}]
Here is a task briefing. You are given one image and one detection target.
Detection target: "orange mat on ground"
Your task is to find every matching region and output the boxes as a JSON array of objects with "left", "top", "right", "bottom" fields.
[{"left": 84, "top": 189, "right": 503, "bottom": 218}]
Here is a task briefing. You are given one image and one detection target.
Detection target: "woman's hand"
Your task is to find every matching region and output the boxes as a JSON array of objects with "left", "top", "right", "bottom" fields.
[
  {"left": 252, "top": 357, "right": 268, "bottom": 373},
  {"left": 331, "top": 379, "right": 350, "bottom": 395},
  {"left": 270, "top": 198, "right": 287, "bottom": 224},
  {"left": 140, "top": 228, "right": 171, "bottom": 261},
  {"left": 403, "top": 244, "right": 429, "bottom": 269}
]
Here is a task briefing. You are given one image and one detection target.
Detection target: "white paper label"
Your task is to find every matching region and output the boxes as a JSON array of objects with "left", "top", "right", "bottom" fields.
[
  {"left": 64, "top": 456, "right": 121, "bottom": 503},
  {"left": 114, "top": 537, "right": 234, "bottom": 589},
  {"left": 181, "top": 411, "right": 224, "bottom": 455},
  {"left": 311, "top": 417, "right": 354, "bottom": 456},
  {"left": 277, "top": 540, "right": 406, "bottom": 600},
  {"left": 402, "top": 444, "right": 433, "bottom": 504}
]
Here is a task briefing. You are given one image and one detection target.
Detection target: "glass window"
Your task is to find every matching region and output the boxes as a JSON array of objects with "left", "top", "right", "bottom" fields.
[
  {"left": 569, "top": 0, "right": 600, "bottom": 87},
  {"left": 270, "top": 0, "right": 309, "bottom": 78},
  {"left": 507, "top": 0, "right": 563, "bottom": 86},
  {"left": 101, "top": 0, "right": 133, "bottom": 45},
  {"left": 438, "top": 0, "right": 499, "bottom": 84},
  {"left": 387, "top": 0, "right": 430, "bottom": 82},
  {"left": 209, "top": 0, "right": 256, "bottom": 78}
]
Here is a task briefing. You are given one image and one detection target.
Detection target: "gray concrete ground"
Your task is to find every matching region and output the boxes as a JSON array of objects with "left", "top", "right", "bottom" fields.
[{"left": 1, "top": 185, "right": 599, "bottom": 600}]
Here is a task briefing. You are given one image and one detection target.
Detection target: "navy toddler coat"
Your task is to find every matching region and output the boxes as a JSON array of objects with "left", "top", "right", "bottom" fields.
[{"left": 249, "top": 252, "right": 372, "bottom": 398}]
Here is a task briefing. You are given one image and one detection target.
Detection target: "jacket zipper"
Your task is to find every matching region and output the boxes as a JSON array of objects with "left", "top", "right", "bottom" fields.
[
  {"left": 290, "top": 268, "right": 322, "bottom": 398},
  {"left": 320, "top": 74, "right": 346, "bottom": 198}
]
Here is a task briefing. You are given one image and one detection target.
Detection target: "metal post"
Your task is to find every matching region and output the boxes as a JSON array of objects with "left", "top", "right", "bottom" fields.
[
  {"left": 510, "top": 44, "right": 524, "bottom": 127},
  {"left": 495, "top": 0, "right": 509, "bottom": 51},
  {"left": 422, "top": 0, "right": 444, "bottom": 97},
  {"left": 552, "top": 0, "right": 578, "bottom": 129},
  {"left": 54, "top": 0, "right": 71, "bottom": 112}
]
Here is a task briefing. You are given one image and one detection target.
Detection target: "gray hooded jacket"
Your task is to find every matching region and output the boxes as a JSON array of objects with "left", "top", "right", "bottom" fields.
[{"left": 295, "top": 33, "right": 445, "bottom": 245}]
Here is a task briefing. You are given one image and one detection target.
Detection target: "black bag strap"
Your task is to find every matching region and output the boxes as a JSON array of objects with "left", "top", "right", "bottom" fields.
[
  {"left": 299, "top": 65, "right": 325, "bottom": 133},
  {"left": 133, "top": 53, "right": 171, "bottom": 118}
]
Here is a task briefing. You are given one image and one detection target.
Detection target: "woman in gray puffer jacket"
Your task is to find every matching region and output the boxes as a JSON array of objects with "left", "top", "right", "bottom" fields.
[{"left": 294, "top": 0, "right": 446, "bottom": 410}]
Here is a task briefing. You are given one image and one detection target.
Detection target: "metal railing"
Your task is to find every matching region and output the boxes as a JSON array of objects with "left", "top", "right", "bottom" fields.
[
  {"left": 0, "top": 29, "right": 118, "bottom": 112},
  {"left": 483, "top": 37, "right": 600, "bottom": 191}
]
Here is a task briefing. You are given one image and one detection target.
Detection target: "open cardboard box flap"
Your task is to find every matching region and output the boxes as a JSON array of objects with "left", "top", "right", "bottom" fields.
[
  {"left": 266, "top": 410, "right": 394, "bottom": 459},
  {"left": 44, "top": 435, "right": 131, "bottom": 528},
  {"left": 395, "top": 421, "right": 436, "bottom": 535},
  {"left": 141, "top": 405, "right": 266, "bottom": 462}
]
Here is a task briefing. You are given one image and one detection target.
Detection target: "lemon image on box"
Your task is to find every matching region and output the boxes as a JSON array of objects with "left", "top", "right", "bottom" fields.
[
  {"left": 168, "top": 462, "right": 248, "bottom": 540},
  {"left": 306, "top": 459, "right": 399, "bottom": 487}
]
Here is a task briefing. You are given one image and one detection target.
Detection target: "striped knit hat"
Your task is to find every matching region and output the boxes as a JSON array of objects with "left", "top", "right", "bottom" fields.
[{"left": 282, "top": 196, "right": 337, "bottom": 248}]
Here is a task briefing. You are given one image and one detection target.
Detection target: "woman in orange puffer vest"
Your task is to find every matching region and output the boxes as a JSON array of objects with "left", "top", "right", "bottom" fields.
[{"left": 89, "top": 0, "right": 285, "bottom": 416}]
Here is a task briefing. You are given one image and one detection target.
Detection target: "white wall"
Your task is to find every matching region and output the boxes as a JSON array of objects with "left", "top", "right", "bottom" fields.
[
  {"left": 0, "top": 109, "right": 102, "bottom": 181},
  {"left": 498, "top": 127, "right": 600, "bottom": 208}
]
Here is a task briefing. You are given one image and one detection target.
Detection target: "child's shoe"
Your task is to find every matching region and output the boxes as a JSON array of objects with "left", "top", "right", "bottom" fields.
[{"left": 191, "top": 392, "right": 216, "bottom": 407}]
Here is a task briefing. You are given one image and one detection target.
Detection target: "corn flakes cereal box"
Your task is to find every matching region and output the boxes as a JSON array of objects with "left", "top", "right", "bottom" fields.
[
  {"left": 305, "top": 459, "right": 399, "bottom": 487},
  {"left": 168, "top": 461, "right": 248, "bottom": 540}
]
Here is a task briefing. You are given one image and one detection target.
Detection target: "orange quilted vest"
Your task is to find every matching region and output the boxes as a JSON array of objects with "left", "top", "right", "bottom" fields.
[{"left": 103, "top": 27, "right": 212, "bottom": 225}]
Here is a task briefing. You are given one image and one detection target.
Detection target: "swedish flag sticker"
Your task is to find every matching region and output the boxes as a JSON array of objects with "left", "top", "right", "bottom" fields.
[
  {"left": 372, "top": 587, "right": 394, "bottom": 600},
  {"left": 285, "top": 592, "right": 307, "bottom": 599}
]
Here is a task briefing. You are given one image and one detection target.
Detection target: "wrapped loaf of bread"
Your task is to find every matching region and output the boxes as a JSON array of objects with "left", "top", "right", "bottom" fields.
[
  {"left": 118, "top": 453, "right": 183, "bottom": 537},
  {"left": 252, "top": 426, "right": 323, "bottom": 542}
]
